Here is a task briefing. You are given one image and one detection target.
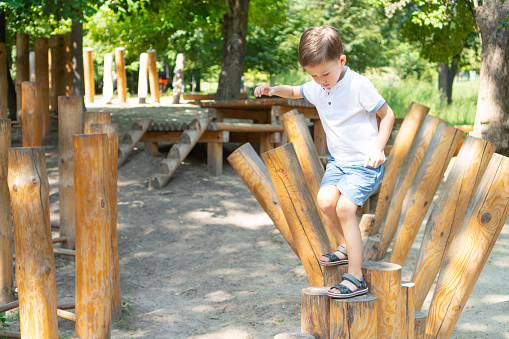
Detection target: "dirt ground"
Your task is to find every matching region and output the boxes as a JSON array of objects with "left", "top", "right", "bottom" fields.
[{"left": 4, "top": 95, "right": 509, "bottom": 339}]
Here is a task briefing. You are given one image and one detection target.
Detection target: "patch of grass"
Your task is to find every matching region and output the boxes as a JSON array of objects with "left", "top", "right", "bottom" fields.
[
  {"left": 113, "top": 298, "right": 135, "bottom": 338},
  {"left": 59, "top": 330, "right": 75, "bottom": 339}
]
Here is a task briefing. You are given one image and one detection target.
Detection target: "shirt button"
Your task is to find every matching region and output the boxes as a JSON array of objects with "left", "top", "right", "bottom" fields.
[{"left": 328, "top": 102, "right": 331, "bottom": 105}]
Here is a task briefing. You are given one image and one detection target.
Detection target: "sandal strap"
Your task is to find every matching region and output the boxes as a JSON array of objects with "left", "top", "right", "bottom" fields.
[
  {"left": 342, "top": 273, "right": 363, "bottom": 289},
  {"left": 331, "top": 282, "right": 353, "bottom": 294},
  {"left": 336, "top": 245, "right": 348, "bottom": 257},
  {"left": 322, "top": 252, "right": 340, "bottom": 261}
]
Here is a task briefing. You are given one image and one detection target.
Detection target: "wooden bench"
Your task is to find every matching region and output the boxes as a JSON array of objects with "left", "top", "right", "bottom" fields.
[{"left": 182, "top": 92, "right": 248, "bottom": 104}]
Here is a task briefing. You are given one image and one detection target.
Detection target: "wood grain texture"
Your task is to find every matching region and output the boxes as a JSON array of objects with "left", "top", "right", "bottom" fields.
[
  {"left": 34, "top": 38, "right": 50, "bottom": 143},
  {"left": 401, "top": 281, "right": 415, "bottom": 339},
  {"left": 84, "top": 112, "right": 111, "bottom": 133},
  {"left": 362, "top": 261, "right": 403, "bottom": 338},
  {"left": 58, "top": 96, "right": 83, "bottom": 252},
  {"left": 83, "top": 48, "right": 95, "bottom": 103},
  {"left": 426, "top": 154, "right": 509, "bottom": 338},
  {"left": 21, "top": 81, "right": 43, "bottom": 147},
  {"left": 412, "top": 136, "right": 496, "bottom": 310},
  {"left": 263, "top": 143, "right": 332, "bottom": 286},
  {"left": 363, "top": 115, "right": 441, "bottom": 261},
  {"left": 361, "top": 102, "right": 429, "bottom": 236},
  {"left": 0, "top": 120, "right": 13, "bottom": 304},
  {"left": 414, "top": 311, "right": 426, "bottom": 339},
  {"left": 227, "top": 143, "right": 297, "bottom": 256},
  {"left": 389, "top": 123, "right": 463, "bottom": 266},
  {"left": 322, "top": 264, "right": 349, "bottom": 288},
  {"left": 301, "top": 287, "right": 330, "bottom": 339},
  {"left": 329, "top": 293, "right": 378, "bottom": 339},
  {"left": 73, "top": 133, "right": 111, "bottom": 339},
  {"left": 146, "top": 50, "right": 160, "bottom": 103},
  {"left": 115, "top": 48, "right": 127, "bottom": 103},
  {"left": 8, "top": 147, "right": 58, "bottom": 339}
]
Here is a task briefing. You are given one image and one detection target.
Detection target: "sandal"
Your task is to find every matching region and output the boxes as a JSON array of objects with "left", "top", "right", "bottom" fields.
[
  {"left": 327, "top": 273, "right": 368, "bottom": 299},
  {"left": 318, "top": 245, "right": 348, "bottom": 266}
]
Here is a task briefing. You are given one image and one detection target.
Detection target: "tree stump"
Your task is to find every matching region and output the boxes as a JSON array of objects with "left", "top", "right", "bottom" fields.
[
  {"left": 103, "top": 53, "right": 114, "bottom": 104},
  {"left": 15, "top": 33, "right": 29, "bottom": 122},
  {"left": 34, "top": 37, "right": 50, "bottom": 143},
  {"left": 8, "top": 147, "right": 58, "bottom": 338},
  {"left": 21, "top": 81, "right": 43, "bottom": 147},
  {"left": 330, "top": 293, "right": 378, "bottom": 339},
  {"left": 83, "top": 47, "right": 94, "bottom": 103},
  {"left": 115, "top": 48, "right": 127, "bottom": 103},
  {"left": 301, "top": 287, "right": 330, "bottom": 339},
  {"left": 147, "top": 49, "right": 159, "bottom": 103},
  {"left": 84, "top": 111, "right": 111, "bottom": 133},
  {"left": 138, "top": 52, "right": 148, "bottom": 103},
  {"left": 74, "top": 133, "right": 111, "bottom": 339},
  {"left": 322, "top": 265, "right": 348, "bottom": 288},
  {"left": 414, "top": 311, "right": 426, "bottom": 339},
  {"left": 401, "top": 281, "right": 415, "bottom": 339}
]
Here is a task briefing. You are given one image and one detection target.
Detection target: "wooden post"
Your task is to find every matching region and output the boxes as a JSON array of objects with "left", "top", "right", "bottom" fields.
[
  {"left": 330, "top": 294, "right": 378, "bottom": 339},
  {"left": 115, "top": 47, "right": 127, "bottom": 103},
  {"left": 281, "top": 111, "right": 337, "bottom": 250},
  {"left": 34, "top": 37, "right": 50, "bottom": 143},
  {"left": 412, "top": 136, "right": 496, "bottom": 310},
  {"left": 83, "top": 47, "right": 94, "bottom": 103},
  {"left": 389, "top": 123, "right": 463, "bottom": 266},
  {"left": 227, "top": 143, "right": 298, "bottom": 256},
  {"left": 84, "top": 112, "right": 111, "bottom": 133},
  {"left": 103, "top": 53, "right": 113, "bottom": 104},
  {"left": 146, "top": 50, "right": 159, "bottom": 103},
  {"left": 360, "top": 102, "right": 429, "bottom": 236},
  {"left": 426, "top": 154, "right": 509, "bottom": 338},
  {"left": 74, "top": 133, "right": 111, "bottom": 339},
  {"left": 0, "top": 119, "right": 13, "bottom": 304},
  {"left": 401, "top": 281, "right": 415, "bottom": 339},
  {"left": 301, "top": 287, "right": 330, "bottom": 339},
  {"left": 0, "top": 43, "right": 7, "bottom": 119},
  {"left": 63, "top": 33, "right": 72, "bottom": 96},
  {"left": 263, "top": 143, "right": 333, "bottom": 287},
  {"left": 21, "top": 81, "right": 43, "bottom": 147},
  {"left": 363, "top": 115, "right": 441, "bottom": 261},
  {"left": 138, "top": 52, "right": 148, "bottom": 104},
  {"left": 29, "top": 52, "right": 35, "bottom": 81},
  {"left": 362, "top": 261, "right": 403, "bottom": 338},
  {"left": 414, "top": 311, "right": 426, "bottom": 339},
  {"left": 15, "top": 33, "right": 30, "bottom": 122},
  {"left": 58, "top": 96, "right": 83, "bottom": 253},
  {"left": 322, "top": 265, "right": 349, "bottom": 287},
  {"left": 172, "top": 53, "right": 185, "bottom": 104},
  {"left": 8, "top": 147, "right": 58, "bottom": 339},
  {"left": 90, "top": 123, "right": 121, "bottom": 322},
  {"left": 50, "top": 34, "right": 66, "bottom": 113}
]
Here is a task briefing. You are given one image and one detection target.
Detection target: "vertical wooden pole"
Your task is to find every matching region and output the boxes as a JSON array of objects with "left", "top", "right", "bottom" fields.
[
  {"left": 0, "top": 119, "right": 13, "bottom": 304},
  {"left": 362, "top": 261, "right": 403, "bottom": 338},
  {"left": 50, "top": 34, "right": 66, "bottom": 113},
  {"left": 0, "top": 43, "right": 7, "bottom": 119},
  {"left": 58, "top": 96, "right": 83, "bottom": 253},
  {"left": 84, "top": 111, "right": 111, "bottom": 133},
  {"left": 401, "top": 281, "right": 415, "bottom": 339},
  {"left": 15, "top": 33, "right": 30, "bottom": 122},
  {"left": 64, "top": 33, "right": 72, "bottom": 96},
  {"left": 21, "top": 81, "right": 43, "bottom": 147},
  {"left": 146, "top": 50, "right": 159, "bottom": 103},
  {"left": 29, "top": 52, "right": 36, "bottom": 81},
  {"left": 301, "top": 287, "right": 330, "bottom": 339},
  {"left": 74, "top": 133, "right": 111, "bottom": 339},
  {"left": 329, "top": 294, "right": 378, "bottom": 338},
  {"left": 83, "top": 47, "right": 95, "bottom": 103},
  {"left": 138, "top": 52, "right": 148, "bottom": 104},
  {"left": 115, "top": 47, "right": 127, "bottom": 103},
  {"left": 172, "top": 53, "right": 185, "bottom": 104},
  {"left": 414, "top": 311, "right": 426, "bottom": 339},
  {"left": 412, "top": 136, "right": 495, "bottom": 310},
  {"left": 34, "top": 37, "right": 50, "bottom": 143},
  {"left": 312, "top": 119, "right": 326, "bottom": 156},
  {"left": 103, "top": 53, "right": 113, "bottom": 104},
  {"left": 8, "top": 147, "right": 58, "bottom": 339},
  {"left": 426, "top": 154, "right": 509, "bottom": 338},
  {"left": 90, "top": 123, "right": 121, "bottom": 322}
]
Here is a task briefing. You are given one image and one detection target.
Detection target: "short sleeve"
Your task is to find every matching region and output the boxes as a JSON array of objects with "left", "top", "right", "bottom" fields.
[
  {"left": 300, "top": 80, "right": 317, "bottom": 105},
  {"left": 358, "top": 77, "right": 385, "bottom": 115}
]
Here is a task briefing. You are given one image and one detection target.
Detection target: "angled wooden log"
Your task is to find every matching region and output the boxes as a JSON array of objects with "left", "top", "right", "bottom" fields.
[
  {"left": 414, "top": 311, "right": 426, "bottom": 339},
  {"left": 58, "top": 96, "right": 83, "bottom": 254},
  {"left": 34, "top": 37, "right": 50, "bottom": 143},
  {"left": 15, "top": 33, "right": 29, "bottom": 122},
  {"left": 412, "top": 136, "right": 496, "bottom": 310},
  {"left": 227, "top": 143, "right": 297, "bottom": 256},
  {"left": 84, "top": 111, "right": 111, "bottom": 133},
  {"left": 21, "top": 81, "right": 43, "bottom": 147},
  {"left": 330, "top": 293, "right": 378, "bottom": 339},
  {"left": 118, "top": 119, "right": 152, "bottom": 167},
  {"left": 281, "top": 110, "right": 337, "bottom": 250},
  {"left": 90, "top": 123, "right": 121, "bottom": 322},
  {"left": 389, "top": 123, "right": 463, "bottom": 265},
  {"left": 263, "top": 143, "right": 333, "bottom": 286},
  {"left": 115, "top": 47, "right": 127, "bottom": 103},
  {"left": 401, "top": 281, "right": 415, "bottom": 339},
  {"left": 0, "top": 119, "right": 13, "bottom": 304},
  {"left": 8, "top": 147, "right": 58, "bottom": 339},
  {"left": 0, "top": 43, "right": 7, "bottom": 119},
  {"left": 360, "top": 102, "right": 429, "bottom": 236},
  {"left": 147, "top": 50, "right": 159, "bottom": 103},
  {"left": 362, "top": 261, "right": 403, "bottom": 339},
  {"left": 83, "top": 47, "right": 94, "bottom": 103},
  {"left": 301, "top": 287, "right": 330, "bottom": 339},
  {"left": 426, "top": 153, "right": 509, "bottom": 338},
  {"left": 74, "top": 133, "right": 111, "bottom": 339},
  {"left": 363, "top": 115, "right": 441, "bottom": 261}
]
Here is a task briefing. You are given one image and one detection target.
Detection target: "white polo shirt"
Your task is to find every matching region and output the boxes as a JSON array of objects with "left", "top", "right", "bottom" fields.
[{"left": 300, "top": 66, "right": 386, "bottom": 165}]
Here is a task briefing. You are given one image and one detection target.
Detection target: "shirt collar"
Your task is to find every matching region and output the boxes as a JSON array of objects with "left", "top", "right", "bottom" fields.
[{"left": 322, "top": 65, "right": 349, "bottom": 94}]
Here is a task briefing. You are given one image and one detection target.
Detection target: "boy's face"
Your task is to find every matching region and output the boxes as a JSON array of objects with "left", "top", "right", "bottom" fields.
[{"left": 304, "top": 55, "right": 346, "bottom": 88}]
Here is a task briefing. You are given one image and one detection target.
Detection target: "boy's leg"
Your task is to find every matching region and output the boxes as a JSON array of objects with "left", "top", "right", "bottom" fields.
[{"left": 317, "top": 185, "right": 346, "bottom": 262}]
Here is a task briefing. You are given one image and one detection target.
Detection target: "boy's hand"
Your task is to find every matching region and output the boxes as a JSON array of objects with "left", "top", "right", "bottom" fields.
[
  {"left": 254, "top": 85, "right": 276, "bottom": 97},
  {"left": 364, "top": 150, "right": 385, "bottom": 169}
]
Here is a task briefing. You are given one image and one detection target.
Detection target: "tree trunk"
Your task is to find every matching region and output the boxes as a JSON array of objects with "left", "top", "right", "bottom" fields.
[
  {"left": 215, "top": 0, "right": 250, "bottom": 101},
  {"left": 473, "top": 0, "right": 509, "bottom": 156},
  {"left": 0, "top": 12, "right": 15, "bottom": 120},
  {"left": 438, "top": 55, "right": 459, "bottom": 105}
]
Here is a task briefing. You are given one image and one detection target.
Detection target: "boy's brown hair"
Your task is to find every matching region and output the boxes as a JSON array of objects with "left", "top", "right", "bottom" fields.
[{"left": 298, "top": 26, "right": 343, "bottom": 67}]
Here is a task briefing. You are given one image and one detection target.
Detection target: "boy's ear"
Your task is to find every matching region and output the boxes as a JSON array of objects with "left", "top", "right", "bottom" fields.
[{"left": 339, "top": 55, "right": 346, "bottom": 65}]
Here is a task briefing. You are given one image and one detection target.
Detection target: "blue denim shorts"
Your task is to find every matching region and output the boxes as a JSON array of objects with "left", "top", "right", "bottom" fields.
[{"left": 320, "top": 156, "right": 385, "bottom": 206}]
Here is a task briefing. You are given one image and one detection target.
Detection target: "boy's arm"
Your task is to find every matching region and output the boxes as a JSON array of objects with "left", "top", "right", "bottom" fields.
[
  {"left": 254, "top": 85, "right": 302, "bottom": 99},
  {"left": 364, "top": 103, "right": 395, "bottom": 168}
]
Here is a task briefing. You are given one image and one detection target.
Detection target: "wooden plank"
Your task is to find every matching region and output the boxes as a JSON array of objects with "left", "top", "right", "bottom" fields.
[
  {"left": 57, "top": 309, "right": 75, "bottom": 322},
  {"left": 141, "top": 130, "right": 228, "bottom": 144},
  {"left": 208, "top": 122, "right": 284, "bottom": 132}
]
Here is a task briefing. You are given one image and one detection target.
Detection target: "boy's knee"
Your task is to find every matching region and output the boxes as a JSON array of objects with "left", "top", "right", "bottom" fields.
[
  {"left": 317, "top": 189, "right": 338, "bottom": 213},
  {"left": 336, "top": 201, "right": 357, "bottom": 221}
]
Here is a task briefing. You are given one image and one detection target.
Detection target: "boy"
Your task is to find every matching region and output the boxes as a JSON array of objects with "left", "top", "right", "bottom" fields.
[{"left": 254, "top": 26, "right": 394, "bottom": 298}]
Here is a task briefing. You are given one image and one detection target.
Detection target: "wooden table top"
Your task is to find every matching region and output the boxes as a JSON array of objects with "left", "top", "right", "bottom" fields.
[{"left": 200, "top": 98, "right": 316, "bottom": 110}]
